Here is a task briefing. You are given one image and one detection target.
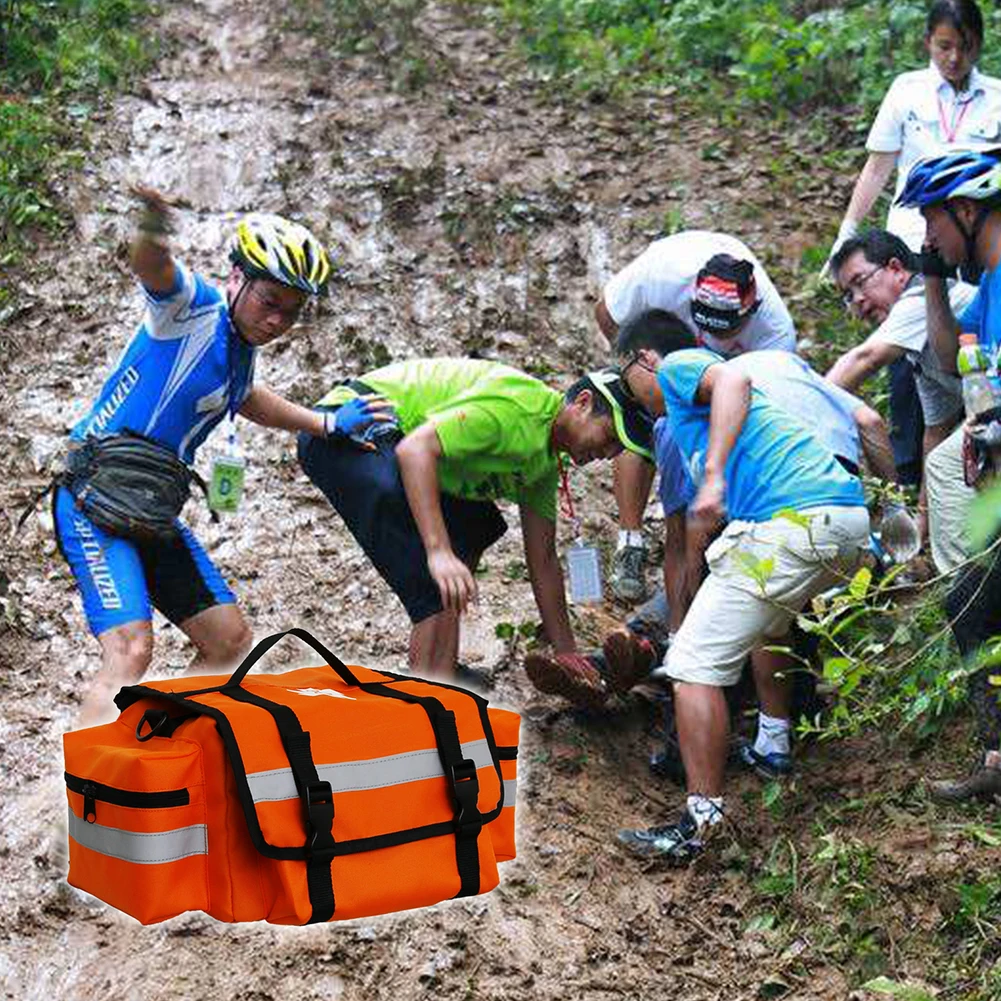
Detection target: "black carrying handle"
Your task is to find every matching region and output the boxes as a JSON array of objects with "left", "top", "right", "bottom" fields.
[{"left": 223, "top": 628, "right": 362, "bottom": 689}]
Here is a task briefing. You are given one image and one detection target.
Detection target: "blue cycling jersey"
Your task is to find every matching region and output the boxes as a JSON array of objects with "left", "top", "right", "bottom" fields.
[{"left": 72, "top": 263, "right": 256, "bottom": 463}]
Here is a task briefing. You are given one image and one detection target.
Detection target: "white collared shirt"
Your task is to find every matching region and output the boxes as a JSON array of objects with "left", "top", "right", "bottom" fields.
[{"left": 866, "top": 62, "right": 1001, "bottom": 249}]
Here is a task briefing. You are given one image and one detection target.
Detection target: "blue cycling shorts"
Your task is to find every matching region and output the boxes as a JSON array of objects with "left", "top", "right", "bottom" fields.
[{"left": 53, "top": 486, "right": 235, "bottom": 637}]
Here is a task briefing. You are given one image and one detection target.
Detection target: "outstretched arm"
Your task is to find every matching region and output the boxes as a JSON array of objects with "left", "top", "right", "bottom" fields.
[
  {"left": 840, "top": 152, "right": 897, "bottom": 234},
  {"left": 854, "top": 402, "right": 898, "bottom": 484},
  {"left": 128, "top": 185, "right": 177, "bottom": 295},
  {"left": 520, "top": 504, "right": 576, "bottom": 654},
  {"left": 239, "top": 386, "right": 325, "bottom": 436}
]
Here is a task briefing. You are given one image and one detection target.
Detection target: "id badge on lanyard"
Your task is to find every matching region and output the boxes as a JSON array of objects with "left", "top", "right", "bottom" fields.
[
  {"left": 208, "top": 417, "right": 246, "bottom": 513},
  {"left": 558, "top": 456, "right": 603, "bottom": 604}
]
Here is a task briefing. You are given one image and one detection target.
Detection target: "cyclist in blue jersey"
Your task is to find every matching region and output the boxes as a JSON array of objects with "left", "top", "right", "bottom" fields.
[{"left": 55, "top": 187, "right": 389, "bottom": 724}]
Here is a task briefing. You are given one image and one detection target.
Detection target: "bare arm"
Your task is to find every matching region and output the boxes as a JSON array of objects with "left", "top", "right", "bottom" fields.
[
  {"left": 396, "top": 424, "right": 477, "bottom": 613},
  {"left": 842, "top": 151, "right": 898, "bottom": 229},
  {"left": 688, "top": 364, "right": 751, "bottom": 532},
  {"left": 853, "top": 403, "right": 898, "bottom": 483},
  {"left": 662, "top": 511, "right": 691, "bottom": 633},
  {"left": 239, "top": 385, "right": 325, "bottom": 436},
  {"left": 520, "top": 505, "right": 575, "bottom": 654},
  {"left": 925, "top": 277, "right": 961, "bottom": 375},
  {"left": 827, "top": 339, "right": 903, "bottom": 392},
  {"left": 128, "top": 185, "right": 177, "bottom": 295},
  {"left": 594, "top": 299, "right": 619, "bottom": 344}
]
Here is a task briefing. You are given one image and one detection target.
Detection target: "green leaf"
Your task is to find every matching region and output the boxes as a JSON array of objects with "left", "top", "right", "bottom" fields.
[
  {"left": 494, "top": 622, "right": 515, "bottom": 641},
  {"left": 965, "top": 824, "right": 1001, "bottom": 847},
  {"left": 862, "top": 975, "right": 937, "bottom": 1000},
  {"left": 966, "top": 480, "right": 1001, "bottom": 549},
  {"left": 848, "top": 566, "right": 872, "bottom": 600},
  {"left": 773, "top": 508, "right": 812, "bottom": 530}
]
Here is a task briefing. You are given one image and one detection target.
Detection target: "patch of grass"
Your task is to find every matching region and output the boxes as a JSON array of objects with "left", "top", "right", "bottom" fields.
[{"left": 0, "top": 0, "right": 154, "bottom": 267}]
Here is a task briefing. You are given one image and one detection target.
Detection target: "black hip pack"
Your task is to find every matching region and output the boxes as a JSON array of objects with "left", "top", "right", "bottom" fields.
[{"left": 60, "top": 430, "right": 208, "bottom": 542}]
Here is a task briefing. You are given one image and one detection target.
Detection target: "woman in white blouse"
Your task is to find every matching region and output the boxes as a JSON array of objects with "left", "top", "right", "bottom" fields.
[{"left": 832, "top": 0, "right": 1001, "bottom": 255}]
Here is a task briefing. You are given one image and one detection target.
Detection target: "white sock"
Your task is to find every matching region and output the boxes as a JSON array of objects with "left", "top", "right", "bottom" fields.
[
  {"left": 754, "top": 712, "right": 791, "bottom": 757},
  {"left": 686, "top": 794, "right": 724, "bottom": 827},
  {"left": 617, "top": 529, "right": 644, "bottom": 550}
]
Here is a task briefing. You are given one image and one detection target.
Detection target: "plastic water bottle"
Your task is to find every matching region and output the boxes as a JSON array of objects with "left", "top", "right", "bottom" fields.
[
  {"left": 957, "top": 333, "right": 1001, "bottom": 419},
  {"left": 880, "top": 502, "right": 921, "bottom": 564}
]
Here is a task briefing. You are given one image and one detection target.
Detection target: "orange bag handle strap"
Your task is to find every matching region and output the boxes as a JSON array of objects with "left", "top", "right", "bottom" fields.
[{"left": 223, "top": 628, "right": 362, "bottom": 689}]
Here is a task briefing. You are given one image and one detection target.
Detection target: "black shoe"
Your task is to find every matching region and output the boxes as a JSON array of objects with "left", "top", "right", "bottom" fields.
[{"left": 617, "top": 808, "right": 707, "bottom": 863}]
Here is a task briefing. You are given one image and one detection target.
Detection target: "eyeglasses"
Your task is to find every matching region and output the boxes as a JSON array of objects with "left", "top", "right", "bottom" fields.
[
  {"left": 840, "top": 266, "right": 884, "bottom": 307},
  {"left": 619, "top": 354, "right": 656, "bottom": 401},
  {"left": 247, "top": 281, "right": 303, "bottom": 322}
]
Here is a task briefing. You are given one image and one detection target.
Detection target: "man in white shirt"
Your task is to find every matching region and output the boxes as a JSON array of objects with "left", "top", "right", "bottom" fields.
[
  {"left": 595, "top": 231, "right": 796, "bottom": 602},
  {"left": 827, "top": 228, "right": 976, "bottom": 570}
]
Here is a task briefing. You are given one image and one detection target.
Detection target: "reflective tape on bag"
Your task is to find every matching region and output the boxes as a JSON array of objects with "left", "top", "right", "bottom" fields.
[
  {"left": 503, "top": 778, "right": 517, "bottom": 804},
  {"left": 247, "top": 738, "right": 496, "bottom": 803},
  {"left": 68, "top": 812, "right": 208, "bottom": 865}
]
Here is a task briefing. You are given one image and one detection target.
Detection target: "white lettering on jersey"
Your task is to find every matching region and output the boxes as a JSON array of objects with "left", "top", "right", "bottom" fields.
[{"left": 85, "top": 366, "right": 140, "bottom": 436}]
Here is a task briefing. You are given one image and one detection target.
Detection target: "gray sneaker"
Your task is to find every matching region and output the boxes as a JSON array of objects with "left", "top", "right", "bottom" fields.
[{"left": 611, "top": 544, "right": 647, "bottom": 602}]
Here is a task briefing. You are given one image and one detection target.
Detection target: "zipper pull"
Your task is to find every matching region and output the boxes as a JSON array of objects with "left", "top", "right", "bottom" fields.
[{"left": 82, "top": 782, "right": 97, "bottom": 823}]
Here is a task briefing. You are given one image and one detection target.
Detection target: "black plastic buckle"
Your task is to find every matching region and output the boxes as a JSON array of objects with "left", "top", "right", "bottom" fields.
[
  {"left": 305, "top": 780, "right": 336, "bottom": 857},
  {"left": 449, "top": 758, "right": 481, "bottom": 835}
]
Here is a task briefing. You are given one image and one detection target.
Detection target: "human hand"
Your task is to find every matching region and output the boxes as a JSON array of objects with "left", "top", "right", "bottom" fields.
[
  {"left": 689, "top": 476, "right": 726, "bottom": 533},
  {"left": 918, "top": 244, "right": 957, "bottom": 280},
  {"left": 129, "top": 184, "right": 176, "bottom": 236},
  {"left": 427, "top": 547, "right": 477, "bottom": 614},
  {"left": 323, "top": 395, "right": 394, "bottom": 447}
]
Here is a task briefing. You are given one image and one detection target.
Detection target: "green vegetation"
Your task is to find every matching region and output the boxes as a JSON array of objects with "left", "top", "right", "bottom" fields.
[
  {"left": 0, "top": 0, "right": 152, "bottom": 266},
  {"left": 496, "top": 0, "right": 1001, "bottom": 120}
]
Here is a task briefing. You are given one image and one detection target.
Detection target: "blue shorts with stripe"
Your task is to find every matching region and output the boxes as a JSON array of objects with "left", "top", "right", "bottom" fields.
[{"left": 53, "top": 486, "right": 235, "bottom": 637}]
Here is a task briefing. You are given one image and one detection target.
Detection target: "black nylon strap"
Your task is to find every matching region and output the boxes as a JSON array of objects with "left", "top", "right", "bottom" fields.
[
  {"left": 223, "top": 627, "right": 362, "bottom": 689},
  {"left": 222, "top": 686, "right": 336, "bottom": 924},
  {"left": 359, "top": 682, "right": 482, "bottom": 898}
]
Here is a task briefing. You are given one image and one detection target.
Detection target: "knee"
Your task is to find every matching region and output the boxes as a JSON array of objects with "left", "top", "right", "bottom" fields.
[
  {"left": 101, "top": 625, "right": 153, "bottom": 680},
  {"left": 206, "top": 616, "right": 254, "bottom": 666}
]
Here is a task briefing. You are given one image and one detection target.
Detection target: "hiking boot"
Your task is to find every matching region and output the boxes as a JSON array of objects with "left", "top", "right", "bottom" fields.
[
  {"left": 610, "top": 545, "right": 647, "bottom": 603},
  {"left": 602, "top": 627, "right": 657, "bottom": 694},
  {"left": 525, "top": 652, "right": 608, "bottom": 710},
  {"left": 928, "top": 759, "right": 1001, "bottom": 804},
  {"left": 738, "top": 740, "right": 793, "bottom": 781},
  {"left": 617, "top": 808, "right": 709, "bottom": 864}
]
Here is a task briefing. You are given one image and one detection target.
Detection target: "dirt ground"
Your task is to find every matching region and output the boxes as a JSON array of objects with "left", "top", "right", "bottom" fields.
[{"left": 1, "top": 2, "right": 999, "bottom": 999}]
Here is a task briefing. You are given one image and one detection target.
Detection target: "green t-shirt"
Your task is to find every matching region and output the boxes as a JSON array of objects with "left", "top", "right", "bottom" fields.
[{"left": 318, "top": 358, "right": 563, "bottom": 520}]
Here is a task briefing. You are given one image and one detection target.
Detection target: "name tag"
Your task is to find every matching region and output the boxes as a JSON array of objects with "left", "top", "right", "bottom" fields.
[
  {"left": 208, "top": 454, "right": 246, "bottom": 513},
  {"left": 567, "top": 542, "right": 603, "bottom": 605}
]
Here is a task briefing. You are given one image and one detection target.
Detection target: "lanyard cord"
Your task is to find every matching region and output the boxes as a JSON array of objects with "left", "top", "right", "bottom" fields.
[
  {"left": 937, "top": 92, "right": 972, "bottom": 144},
  {"left": 556, "top": 453, "right": 582, "bottom": 539}
]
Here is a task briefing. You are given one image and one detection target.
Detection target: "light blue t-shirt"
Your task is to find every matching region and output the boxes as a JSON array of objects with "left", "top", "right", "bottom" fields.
[
  {"left": 657, "top": 349, "right": 865, "bottom": 522},
  {"left": 959, "top": 262, "right": 1001, "bottom": 394},
  {"left": 72, "top": 263, "right": 256, "bottom": 464},
  {"left": 654, "top": 351, "right": 863, "bottom": 515}
]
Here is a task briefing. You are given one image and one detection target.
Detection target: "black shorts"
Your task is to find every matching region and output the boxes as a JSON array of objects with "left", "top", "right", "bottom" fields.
[{"left": 298, "top": 430, "right": 507, "bottom": 624}]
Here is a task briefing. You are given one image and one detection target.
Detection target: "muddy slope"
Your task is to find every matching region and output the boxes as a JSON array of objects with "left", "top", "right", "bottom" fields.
[{"left": 1, "top": 3, "right": 997, "bottom": 1000}]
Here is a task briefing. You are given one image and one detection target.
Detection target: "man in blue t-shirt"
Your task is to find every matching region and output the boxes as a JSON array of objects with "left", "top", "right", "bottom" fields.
[
  {"left": 55, "top": 187, "right": 387, "bottom": 724},
  {"left": 610, "top": 320, "right": 870, "bottom": 863}
]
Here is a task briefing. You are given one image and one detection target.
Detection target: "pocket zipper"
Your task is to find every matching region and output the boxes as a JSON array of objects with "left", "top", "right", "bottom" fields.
[{"left": 64, "top": 772, "right": 190, "bottom": 823}]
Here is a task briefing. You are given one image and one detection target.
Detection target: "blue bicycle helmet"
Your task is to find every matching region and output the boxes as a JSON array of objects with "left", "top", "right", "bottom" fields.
[{"left": 897, "top": 147, "right": 1001, "bottom": 208}]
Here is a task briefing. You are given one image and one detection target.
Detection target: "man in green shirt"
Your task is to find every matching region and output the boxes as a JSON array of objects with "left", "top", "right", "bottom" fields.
[{"left": 297, "top": 358, "right": 652, "bottom": 678}]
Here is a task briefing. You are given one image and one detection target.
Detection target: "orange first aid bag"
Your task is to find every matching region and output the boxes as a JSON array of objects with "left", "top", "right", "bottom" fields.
[{"left": 63, "top": 628, "right": 520, "bottom": 925}]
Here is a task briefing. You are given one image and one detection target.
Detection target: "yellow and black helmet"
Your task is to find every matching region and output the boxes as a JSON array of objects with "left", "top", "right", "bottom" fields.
[{"left": 230, "top": 213, "right": 332, "bottom": 295}]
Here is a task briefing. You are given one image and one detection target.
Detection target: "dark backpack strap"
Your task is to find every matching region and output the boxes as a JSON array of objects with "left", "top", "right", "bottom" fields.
[
  {"left": 359, "top": 682, "right": 482, "bottom": 898},
  {"left": 221, "top": 687, "right": 336, "bottom": 924}
]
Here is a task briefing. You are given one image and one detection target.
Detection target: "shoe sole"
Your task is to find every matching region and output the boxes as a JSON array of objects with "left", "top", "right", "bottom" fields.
[
  {"left": 602, "top": 630, "right": 652, "bottom": 694},
  {"left": 525, "top": 654, "right": 607, "bottom": 710}
]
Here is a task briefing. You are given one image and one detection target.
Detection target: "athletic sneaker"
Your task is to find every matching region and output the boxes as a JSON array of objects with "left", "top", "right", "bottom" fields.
[
  {"left": 610, "top": 544, "right": 647, "bottom": 602},
  {"left": 602, "top": 627, "right": 657, "bottom": 694},
  {"left": 617, "top": 808, "right": 706, "bottom": 863},
  {"left": 737, "top": 740, "right": 793, "bottom": 780},
  {"left": 524, "top": 652, "right": 608, "bottom": 710}
]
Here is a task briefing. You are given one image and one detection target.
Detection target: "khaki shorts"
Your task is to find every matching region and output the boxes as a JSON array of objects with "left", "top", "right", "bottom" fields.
[{"left": 656, "top": 506, "right": 871, "bottom": 687}]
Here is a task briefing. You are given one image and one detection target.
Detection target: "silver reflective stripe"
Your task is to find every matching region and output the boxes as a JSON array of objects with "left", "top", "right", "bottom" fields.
[
  {"left": 248, "top": 738, "right": 495, "bottom": 803},
  {"left": 68, "top": 812, "right": 207, "bottom": 865},
  {"left": 503, "top": 778, "right": 517, "bottom": 805}
]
